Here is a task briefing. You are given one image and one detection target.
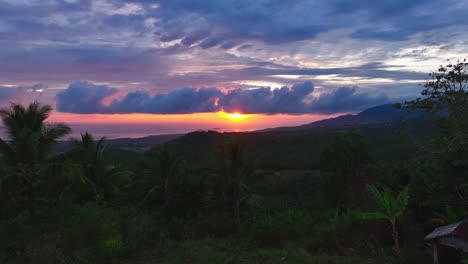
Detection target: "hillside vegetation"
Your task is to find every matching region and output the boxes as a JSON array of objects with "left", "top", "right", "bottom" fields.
[{"left": 1, "top": 61, "right": 468, "bottom": 263}]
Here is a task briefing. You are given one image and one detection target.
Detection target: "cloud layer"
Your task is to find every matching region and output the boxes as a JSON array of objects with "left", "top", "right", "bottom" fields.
[
  {"left": 0, "top": 1, "right": 466, "bottom": 89},
  {"left": 56, "top": 81, "right": 390, "bottom": 114},
  {"left": 1, "top": 0, "right": 467, "bottom": 115},
  {"left": 0, "top": 83, "right": 49, "bottom": 106}
]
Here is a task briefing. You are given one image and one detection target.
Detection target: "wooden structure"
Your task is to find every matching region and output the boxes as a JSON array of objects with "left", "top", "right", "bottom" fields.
[{"left": 425, "top": 220, "right": 468, "bottom": 264}]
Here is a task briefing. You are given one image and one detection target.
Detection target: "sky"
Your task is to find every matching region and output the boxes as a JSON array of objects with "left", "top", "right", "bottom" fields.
[{"left": 0, "top": 0, "right": 467, "bottom": 138}]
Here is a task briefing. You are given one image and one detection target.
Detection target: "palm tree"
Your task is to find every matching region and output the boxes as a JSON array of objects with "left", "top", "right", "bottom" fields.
[
  {"left": 68, "top": 131, "right": 131, "bottom": 203},
  {"left": 0, "top": 102, "right": 71, "bottom": 215},
  {"left": 158, "top": 147, "right": 184, "bottom": 208},
  {"left": 223, "top": 138, "right": 253, "bottom": 222},
  {"left": 69, "top": 132, "right": 107, "bottom": 202},
  {"left": 361, "top": 184, "right": 410, "bottom": 257}
]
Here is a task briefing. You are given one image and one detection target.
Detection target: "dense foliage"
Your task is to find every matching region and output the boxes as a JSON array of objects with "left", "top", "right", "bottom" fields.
[{"left": 1, "top": 61, "right": 467, "bottom": 263}]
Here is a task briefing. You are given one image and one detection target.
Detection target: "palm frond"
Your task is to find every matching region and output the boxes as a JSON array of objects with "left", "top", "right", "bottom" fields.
[
  {"left": 393, "top": 185, "right": 410, "bottom": 217},
  {"left": 366, "top": 184, "right": 386, "bottom": 209},
  {"left": 0, "top": 137, "right": 15, "bottom": 164}
]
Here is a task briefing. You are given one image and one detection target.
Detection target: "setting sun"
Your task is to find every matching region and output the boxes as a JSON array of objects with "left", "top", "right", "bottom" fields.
[{"left": 220, "top": 111, "right": 247, "bottom": 121}]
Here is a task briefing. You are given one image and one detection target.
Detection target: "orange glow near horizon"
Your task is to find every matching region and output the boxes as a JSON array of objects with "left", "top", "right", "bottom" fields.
[{"left": 46, "top": 111, "right": 343, "bottom": 138}]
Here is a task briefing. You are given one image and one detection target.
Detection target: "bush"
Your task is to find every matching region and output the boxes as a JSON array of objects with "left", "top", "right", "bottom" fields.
[
  {"left": 242, "top": 209, "right": 314, "bottom": 248},
  {"left": 59, "top": 203, "right": 124, "bottom": 263}
]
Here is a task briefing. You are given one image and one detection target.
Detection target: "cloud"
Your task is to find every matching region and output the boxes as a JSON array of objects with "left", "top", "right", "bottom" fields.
[
  {"left": 107, "top": 87, "right": 223, "bottom": 114},
  {"left": 1, "top": 0, "right": 466, "bottom": 104},
  {"left": 56, "top": 81, "right": 117, "bottom": 113},
  {"left": 220, "top": 81, "right": 314, "bottom": 114},
  {"left": 0, "top": 0, "right": 465, "bottom": 96},
  {"left": 56, "top": 81, "right": 393, "bottom": 114},
  {"left": 0, "top": 83, "right": 47, "bottom": 106},
  {"left": 309, "top": 87, "right": 390, "bottom": 114}
]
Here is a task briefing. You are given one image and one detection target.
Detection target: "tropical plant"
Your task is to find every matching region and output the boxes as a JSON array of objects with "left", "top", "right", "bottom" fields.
[
  {"left": 434, "top": 205, "right": 467, "bottom": 225},
  {"left": 68, "top": 132, "right": 131, "bottom": 203},
  {"left": 140, "top": 146, "right": 184, "bottom": 208},
  {"left": 0, "top": 102, "right": 71, "bottom": 215},
  {"left": 361, "top": 184, "right": 410, "bottom": 257}
]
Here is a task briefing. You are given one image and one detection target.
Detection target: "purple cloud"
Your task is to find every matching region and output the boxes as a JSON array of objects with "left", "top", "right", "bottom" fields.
[
  {"left": 55, "top": 81, "right": 392, "bottom": 114},
  {"left": 56, "top": 81, "right": 117, "bottom": 113}
]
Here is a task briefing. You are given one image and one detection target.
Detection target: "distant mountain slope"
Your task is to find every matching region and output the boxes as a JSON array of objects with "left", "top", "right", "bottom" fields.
[
  {"left": 263, "top": 104, "right": 426, "bottom": 132},
  {"left": 107, "top": 134, "right": 183, "bottom": 151},
  {"left": 54, "top": 134, "right": 183, "bottom": 153}
]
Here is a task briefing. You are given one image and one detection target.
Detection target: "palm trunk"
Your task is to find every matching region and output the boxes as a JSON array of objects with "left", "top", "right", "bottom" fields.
[
  {"left": 27, "top": 179, "right": 35, "bottom": 217},
  {"left": 232, "top": 178, "right": 240, "bottom": 222},
  {"left": 391, "top": 220, "right": 400, "bottom": 257},
  {"left": 164, "top": 175, "right": 170, "bottom": 207},
  {"left": 22, "top": 170, "right": 36, "bottom": 219}
]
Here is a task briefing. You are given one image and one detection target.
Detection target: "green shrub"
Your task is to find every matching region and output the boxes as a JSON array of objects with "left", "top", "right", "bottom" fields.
[
  {"left": 0, "top": 210, "right": 34, "bottom": 254},
  {"left": 60, "top": 203, "right": 124, "bottom": 263},
  {"left": 121, "top": 213, "right": 160, "bottom": 251},
  {"left": 242, "top": 209, "right": 314, "bottom": 248}
]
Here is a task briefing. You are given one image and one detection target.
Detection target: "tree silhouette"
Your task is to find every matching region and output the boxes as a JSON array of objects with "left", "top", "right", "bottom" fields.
[
  {"left": 223, "top": 138, "right": 253, "bottom": 222},
  {"left": 404, "top": 60, "right": 468, "bottom": 212},
  {"left": 69, "top": 132, "right": 130, "bottom": 203},
  {"left": 139, "top": 146, "right": 184, "bottom": 208},
  {"left": 69, "top": 132, "right": 107, "bottom": 202},
  {"left": 320, "top": 131, "right": 373, "bottom": 206},
  {"left": 0, "top": 102, "right": 71, "bottom": 215}
]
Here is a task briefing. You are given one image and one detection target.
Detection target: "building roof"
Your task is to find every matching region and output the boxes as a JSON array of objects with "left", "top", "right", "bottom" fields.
[{"left": 425, "top": 220, "right": 468, "bottom": 241}]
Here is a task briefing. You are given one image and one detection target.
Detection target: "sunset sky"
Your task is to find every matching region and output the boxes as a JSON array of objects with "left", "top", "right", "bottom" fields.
[{"left": 1, "top": 0, "right": 467, "bottom": 137}]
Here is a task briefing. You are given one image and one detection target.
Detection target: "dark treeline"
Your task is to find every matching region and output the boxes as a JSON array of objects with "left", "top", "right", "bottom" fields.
[{"left": 0, "top": 61, "right": 467, "bottom": 263}]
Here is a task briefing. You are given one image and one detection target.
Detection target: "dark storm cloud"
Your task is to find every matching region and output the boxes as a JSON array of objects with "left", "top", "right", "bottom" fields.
[{"left": 56, "top": 81, "right": 393, "bottom": 114}]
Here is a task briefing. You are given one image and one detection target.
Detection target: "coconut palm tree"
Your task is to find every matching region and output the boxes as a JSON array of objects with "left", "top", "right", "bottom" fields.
[
  {"left": 158, "top": 147, "right": 184, "bottom": 207},
  {"left": 361, "top": 184, "right": 410, "bottom": 257},
  {"left": 68, "top": 131, "right": 131, "bottom": 203},
  {"left": 139, "top": 147, "right": 185, "bottom": 208},
  {"left": 223, "top": 138, "right": 253, "bottom": 222},
  {"left": 0, "top": 102, "right": 71, "bottom": 215},
  {"left": 68, "top": 132, "right": 107, "bottom": 201}
]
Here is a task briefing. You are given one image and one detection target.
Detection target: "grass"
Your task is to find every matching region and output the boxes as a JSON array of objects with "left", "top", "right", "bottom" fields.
[{"left": 122, "top": 238, "right": 403, "bottom": 264}]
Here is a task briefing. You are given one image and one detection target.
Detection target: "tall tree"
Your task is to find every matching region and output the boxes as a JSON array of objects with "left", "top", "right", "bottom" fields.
[
  {"left": 139, "top": 146, "right": 184, "bottom": 208},
  {"left": 320, "top": 130, "right": 374, "bottom": 206},
  {"left": 158, "top": 147, "right": 184, "bottom": 208},
  {"left": 69, "top": 132, "right": 107, "bottom": 202},
  {"left": 406, "top": 59, "right": 468, "bottom": 116},
  {"left": 361, "top": 184, "right": 410, "bottom": 257},
  {"left": 404, "top": 60, "right": 468, "bottom": 214},
  {"left": 223, "top": 138, "right": 253, "bottom": 222},
  {"left": 69, "top": 132, "right": 131, "bottom": 203},
  {"left": 405, "top": 59, "right": 468, "bottom": 149},
  {"left": 0, "top": 102, "right": 71, "bottom": 215}
]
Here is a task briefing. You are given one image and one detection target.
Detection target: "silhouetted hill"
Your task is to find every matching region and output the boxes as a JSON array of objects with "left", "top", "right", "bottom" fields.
[
  {"left": 263, "top": 104, "right": 427, "bottom": 132},
  {"left": 163, "top": 122, "right": 436, "bottom": 171},
  {"left": 107, "top": 134, "right": 183, "bottom": 151}
]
